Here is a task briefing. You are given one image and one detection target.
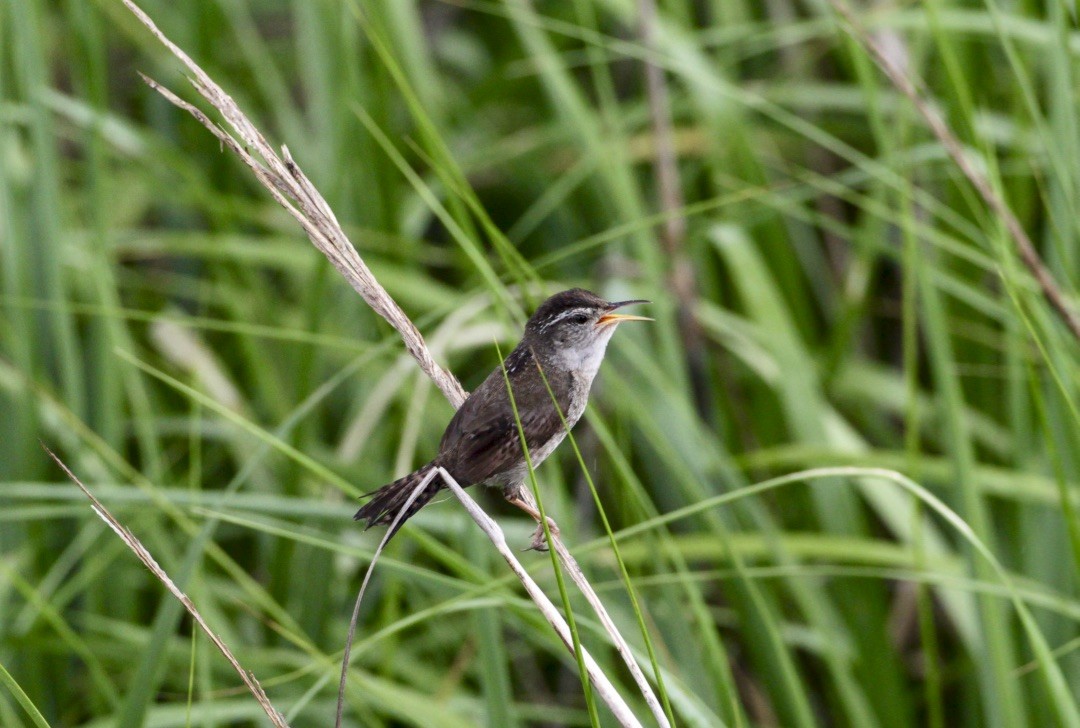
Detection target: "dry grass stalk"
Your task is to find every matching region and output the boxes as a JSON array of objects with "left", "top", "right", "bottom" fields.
[
  {"left": 551, "top": 537, "right": 669, "bottom": 725},
  {"left": 121, "top": 0, "right": 667, "bottom": 724},
  {"left": 44, "top": 446, "right": 290, "bottom": 728},
  {"left": 511, "top": 486, "right": 670, "bottom": 726},
  {"left": 433, "top": 468, "right": 644, "bottom": 728},
  {"left": 638, "top": 0, "right": 711, "bottom": 419},
  {"left": 335, "top": 469, "right": 440, "bottom": 728},
  {"left": 120, "top": 0, "right": 467, "bottom": 410},
  {"left": 829, "top": 0, "right": 1080, "bottom": 343}
]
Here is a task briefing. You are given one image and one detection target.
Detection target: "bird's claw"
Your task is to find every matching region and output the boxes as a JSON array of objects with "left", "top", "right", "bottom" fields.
[{"left": 524, "top": 517, "right": 560, "bottom": 551}]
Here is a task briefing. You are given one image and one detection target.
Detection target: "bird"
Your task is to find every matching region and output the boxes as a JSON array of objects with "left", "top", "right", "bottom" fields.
[{"left": 354, "top": 288, "right": 649, "bottom": 549}]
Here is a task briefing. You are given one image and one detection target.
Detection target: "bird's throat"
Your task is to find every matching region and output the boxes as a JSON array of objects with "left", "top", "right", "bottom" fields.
[{"left": 549, "top": 330, "right": 614, "bottom": 383}]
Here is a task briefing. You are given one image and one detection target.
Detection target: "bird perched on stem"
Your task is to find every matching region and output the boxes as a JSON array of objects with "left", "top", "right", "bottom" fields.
[{"left": 355, "top": 288, "right": 649, "bottom": 549}]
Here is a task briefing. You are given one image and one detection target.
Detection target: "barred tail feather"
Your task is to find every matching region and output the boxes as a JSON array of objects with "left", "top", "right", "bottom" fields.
[{"left": 354, "top": 464, "right": 441, "bottom": 539}]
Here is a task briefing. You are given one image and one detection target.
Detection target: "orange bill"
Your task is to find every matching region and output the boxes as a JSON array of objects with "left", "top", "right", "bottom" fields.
[{"left": 597, "top": 299, "right": 651, "bottom": 327}]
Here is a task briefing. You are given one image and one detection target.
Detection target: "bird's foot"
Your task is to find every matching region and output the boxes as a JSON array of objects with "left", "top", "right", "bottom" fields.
[{"left": 525, "top": 517, "right": 560, "bottom": 551}]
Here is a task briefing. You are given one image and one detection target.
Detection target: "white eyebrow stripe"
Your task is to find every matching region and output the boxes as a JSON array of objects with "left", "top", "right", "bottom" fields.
[{"left": 538, "top": 307, "right": 591, "bottom": 331}]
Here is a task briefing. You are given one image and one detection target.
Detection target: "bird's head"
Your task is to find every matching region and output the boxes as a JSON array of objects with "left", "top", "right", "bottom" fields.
[{"left": 523, "top": 288, "right": 650, "bottom": 370}]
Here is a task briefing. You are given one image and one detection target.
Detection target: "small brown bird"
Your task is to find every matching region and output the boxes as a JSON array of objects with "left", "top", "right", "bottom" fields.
[{"left": 355, "top": 288, "right": 649, "bottom": 547}]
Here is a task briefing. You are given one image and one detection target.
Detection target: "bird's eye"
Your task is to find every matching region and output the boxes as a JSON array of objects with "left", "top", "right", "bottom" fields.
[{"left": 572, "top": 314, "right": 589, "bottom": 324}]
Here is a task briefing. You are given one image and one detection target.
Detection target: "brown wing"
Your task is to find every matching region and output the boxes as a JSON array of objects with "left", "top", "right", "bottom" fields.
[{"left": 438, "top": 348, "right": 570, "bottom": 484}]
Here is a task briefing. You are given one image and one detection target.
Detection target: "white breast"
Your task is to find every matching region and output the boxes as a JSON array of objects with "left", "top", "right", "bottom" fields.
[{"left": 492, "top": 327, "right": 617, "bottom": 489}]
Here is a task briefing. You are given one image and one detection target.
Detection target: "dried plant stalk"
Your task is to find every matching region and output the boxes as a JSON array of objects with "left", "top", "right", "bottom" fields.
[
  {"left": 335, "top": 470, "right": 440, "bottom": 728},
  {"left": 121, "top": 0, "right": 667, "bottom": 724},
  {"left": 434, "top": 468, "right": 643, "bottom": 728},
  {"left": 511, "top": 487, "right": 670, "bottom": 726},
  {"left": 45, "top": 447, "right": 290, "bottom": 728},
  {"left": 120, "top": 0, "right": 467, "bottom": 409},
  {"left": 829, "top": 0, "right": 1080, "bottom": 343}
]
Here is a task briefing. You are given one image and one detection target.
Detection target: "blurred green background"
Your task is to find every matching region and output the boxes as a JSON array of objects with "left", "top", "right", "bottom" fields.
[{"left": 4, "top": 0, "right": 1080, "bottom": 726}]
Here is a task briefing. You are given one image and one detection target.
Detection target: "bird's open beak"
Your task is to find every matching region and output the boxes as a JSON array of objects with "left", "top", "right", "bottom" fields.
[{"left": 596, "top": 299, "right": 652, "bottom": 327}]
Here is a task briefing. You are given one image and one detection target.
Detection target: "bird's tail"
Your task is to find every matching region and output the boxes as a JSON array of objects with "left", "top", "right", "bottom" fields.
[{"left": 354, "top": 464, "right": 441, "bottom": 539}]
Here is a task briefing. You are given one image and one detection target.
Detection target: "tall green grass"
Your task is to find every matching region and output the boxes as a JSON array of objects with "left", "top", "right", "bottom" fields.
[{"left": 3, "top": 0, "right": 1080, "bottom": 725}]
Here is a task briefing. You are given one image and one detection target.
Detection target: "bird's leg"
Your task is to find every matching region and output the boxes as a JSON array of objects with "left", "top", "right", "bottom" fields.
[{"left": 503, "top": 484, "right": 559, "bottom": 551}]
